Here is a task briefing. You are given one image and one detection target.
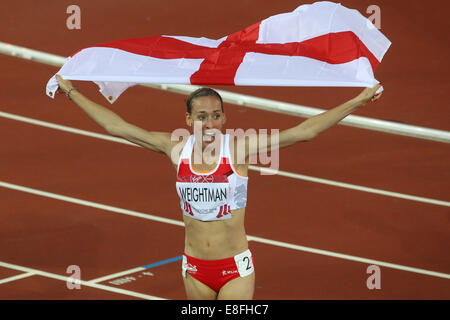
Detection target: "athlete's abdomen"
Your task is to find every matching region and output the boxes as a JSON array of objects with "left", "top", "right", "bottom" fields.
[{"left": 183, "top": 208, "right": 248, "bottom": 260}]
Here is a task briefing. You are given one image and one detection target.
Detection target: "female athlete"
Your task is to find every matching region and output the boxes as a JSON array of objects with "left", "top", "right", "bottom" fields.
[{"left": 55, "top": 74, "right": 382, "bottom": 300}]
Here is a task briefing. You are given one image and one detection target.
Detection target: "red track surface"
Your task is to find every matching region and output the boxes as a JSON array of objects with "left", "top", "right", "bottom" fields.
[{"left": 0, "top": 0, "right": 449, "bottom": 300}]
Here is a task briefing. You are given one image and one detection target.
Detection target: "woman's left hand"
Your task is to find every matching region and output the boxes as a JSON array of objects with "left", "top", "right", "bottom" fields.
[{"left": 355, "top": 83, "right": 383, "bottom": 106}]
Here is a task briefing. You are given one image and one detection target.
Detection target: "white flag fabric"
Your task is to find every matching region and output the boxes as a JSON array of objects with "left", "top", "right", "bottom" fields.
[{"left": 46, "top": 1, "right": 391, "bottom": 103}]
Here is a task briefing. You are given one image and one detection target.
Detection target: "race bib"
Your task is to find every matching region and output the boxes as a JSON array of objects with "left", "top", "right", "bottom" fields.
[
  {"left": 176, "top": 179, "right": 230, "bottom": 210},
  {"left": 234, "top": 249, "right": 254, "bottom": 277}
]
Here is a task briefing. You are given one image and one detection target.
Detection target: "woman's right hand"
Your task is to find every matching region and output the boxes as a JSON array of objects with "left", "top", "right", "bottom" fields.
[{"left": 55, "top": 74, "right": 74, "bottom": 94}]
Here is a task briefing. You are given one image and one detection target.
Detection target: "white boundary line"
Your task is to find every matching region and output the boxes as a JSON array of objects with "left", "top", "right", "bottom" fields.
[
  {"left": 0, "top": 111, "right": 134, "bottom": 146},
  {"left": 1, "top": 110, "right": 448, "bottom": 207},
  {"left": 253, "top": 166, "right": 450, "bottom": 207},
  {"left": 1, "top": 180, "right": 449, "bottom": 280},
  {"left": 0, "top": 180, "right": 184, "bottom": 227},
  {"left": 0, "top": 272, "right": 34, "bottom": 284},
  {"left": 247, "top": 236, "right": 450, "bottom": 279},
  {"left": 0, "top": 261, "right": 165, "bottom": 300},
  {"left": 1, "top": 41, "right": 449, "bottom": 143},
  {"left": 89, "top": 266, "right": 146, "bottom": 284}
]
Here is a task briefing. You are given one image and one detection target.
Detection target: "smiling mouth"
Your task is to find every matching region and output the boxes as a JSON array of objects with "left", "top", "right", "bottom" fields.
[{"left": 203, "top": 130, "right": 216, "bottom": 141}]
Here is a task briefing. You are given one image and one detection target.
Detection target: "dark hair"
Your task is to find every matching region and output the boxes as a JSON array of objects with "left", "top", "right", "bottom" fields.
[{"left": 186, "top": 87, "right": 223, "bottom": 114}]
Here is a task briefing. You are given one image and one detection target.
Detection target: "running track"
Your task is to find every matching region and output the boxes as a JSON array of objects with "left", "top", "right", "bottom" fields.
[{"left": 0, "top": 0, "right": 449, "bottom": 299}]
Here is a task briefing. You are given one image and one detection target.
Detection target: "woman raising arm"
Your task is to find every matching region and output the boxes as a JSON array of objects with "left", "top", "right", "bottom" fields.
[{"left": 55, "top": 74, "right": 382, "bottom": 300}]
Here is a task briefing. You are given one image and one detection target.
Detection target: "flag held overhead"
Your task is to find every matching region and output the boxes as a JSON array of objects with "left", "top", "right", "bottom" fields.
[{"left": 46, "top": 1, "right": 391, "bottom": 104}]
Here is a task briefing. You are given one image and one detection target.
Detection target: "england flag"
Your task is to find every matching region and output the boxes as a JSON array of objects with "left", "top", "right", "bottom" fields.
[{"left": 46, "top": 1, "right": 391, "bottom": 103}]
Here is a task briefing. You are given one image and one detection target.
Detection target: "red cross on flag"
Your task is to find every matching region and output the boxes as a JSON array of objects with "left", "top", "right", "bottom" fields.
[{"left": 46, "top": 1, "right": 391, "bottom": 103}]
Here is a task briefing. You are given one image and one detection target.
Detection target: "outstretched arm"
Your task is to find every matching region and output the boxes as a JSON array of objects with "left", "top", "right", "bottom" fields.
[
  {"left": 55, "top": 75, "right": 174, "bottom": 155},
  {"left": 246, "top": 84, "right": 383, "bottom": 157},
  {"left": 279, "top": 84, "right": 383, "bottom": 145}
]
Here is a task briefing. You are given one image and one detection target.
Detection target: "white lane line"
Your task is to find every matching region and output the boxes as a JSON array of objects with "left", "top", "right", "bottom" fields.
[
  {"left": 0, "top": 261, "right": 165, "bottom": 300},
  {"left": 1, "top": 180, "right": 449, "bottom": 280},
  {"left": 252, "top": 166, "right": 450, "bottom": 207},
  {"left": 1, "top": 110, "right": 449, "bottom": 207},
  {"left": 0, "top": 181, "right": 184, "bottom": 228},
  {"left": 88, "top": 266, "right": 145, "bottom": 284},
  {"left": 0, "top": 272, "right": 35, "bottom": 284},
  {"left": 247, "top": 236, "right": 450, "bottom": 280},
  {"left": 0, "top": 111, "right": 135, "bottom": 146}
]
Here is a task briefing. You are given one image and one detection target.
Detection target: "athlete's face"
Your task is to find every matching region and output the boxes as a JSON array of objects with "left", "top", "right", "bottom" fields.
[{"left": 186, "top": 95, "right": 226, "bottom": 144}]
